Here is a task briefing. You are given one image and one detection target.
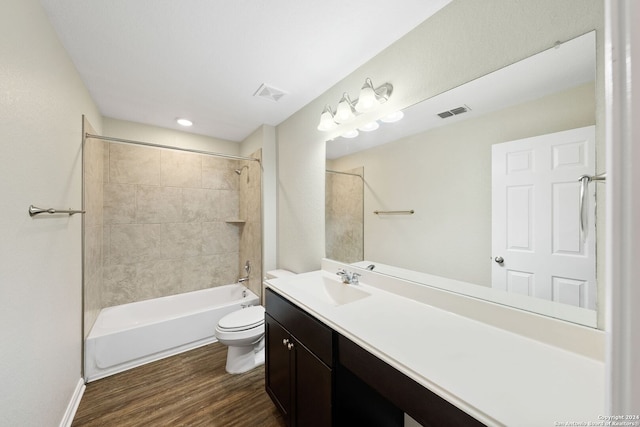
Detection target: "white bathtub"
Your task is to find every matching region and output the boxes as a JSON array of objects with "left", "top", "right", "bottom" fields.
[{"left": 85, "top": 284, "right": 259, "bottom": 382}]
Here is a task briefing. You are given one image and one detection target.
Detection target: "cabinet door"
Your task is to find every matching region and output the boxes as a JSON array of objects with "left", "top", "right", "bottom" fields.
[
  {"left": 293, "top": 340, "right": 332, "bottom": 427},
  {"left": 265, "top": 315, "right": 292, "bottom": 424}
]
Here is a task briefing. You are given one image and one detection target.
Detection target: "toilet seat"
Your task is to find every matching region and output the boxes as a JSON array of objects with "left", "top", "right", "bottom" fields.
[{"left": 217, "top": 306, "right": 265, "bottom": 332}]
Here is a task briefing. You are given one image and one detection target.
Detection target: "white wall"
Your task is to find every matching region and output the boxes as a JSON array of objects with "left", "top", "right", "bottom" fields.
[
  {"left": 0, "top": 0, "right": 102, "bottom": 425},
  {"left": 103, "top": 117, "right": 239, "bottom": 154},
  {"left": 276, "top": 0, "right": 603, "bottom": 273}
]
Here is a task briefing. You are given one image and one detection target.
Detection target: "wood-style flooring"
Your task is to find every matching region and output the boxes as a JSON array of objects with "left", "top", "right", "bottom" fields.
[{"left": 72, "top": 343, "right": 286, "bottom": 427}]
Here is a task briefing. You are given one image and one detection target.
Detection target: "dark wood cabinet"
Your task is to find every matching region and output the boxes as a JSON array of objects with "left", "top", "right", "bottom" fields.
[
  {"left": 265, "top": 315, "right": 292, "bottom": 419},
  {"left": 338, "top": 335, "right": 485, "bottom": 427},
  {"left": 265, "top": 289, "right": 333, "bottom": 427},
  {"left": 265, "top": 288, "right": 485, "bottom": 427}
]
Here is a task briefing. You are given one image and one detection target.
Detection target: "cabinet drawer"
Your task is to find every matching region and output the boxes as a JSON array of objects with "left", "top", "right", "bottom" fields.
[{"left": 265, "top": 289, "right": 333, "bottom": 366}]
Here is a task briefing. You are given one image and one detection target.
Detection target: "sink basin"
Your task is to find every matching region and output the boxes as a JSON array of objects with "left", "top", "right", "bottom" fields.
[{"left": 315, "top": 277, "right": 371, "bottom": 306}]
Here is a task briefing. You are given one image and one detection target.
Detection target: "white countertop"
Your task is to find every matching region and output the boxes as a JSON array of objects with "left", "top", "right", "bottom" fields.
[{"left": 265, "top": 269, "right": 605, "bottom": 427}]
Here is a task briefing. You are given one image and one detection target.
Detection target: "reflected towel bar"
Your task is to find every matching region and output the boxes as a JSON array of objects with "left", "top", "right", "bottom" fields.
[
  {"left": 579, "top": 173, "right": 606, "bottom": 241},
  {"left": 29, "top": 205, "right": 85, "bottom": 217},
  {"left": 374, "top": 210, "right": 415, "bottom": 215}
]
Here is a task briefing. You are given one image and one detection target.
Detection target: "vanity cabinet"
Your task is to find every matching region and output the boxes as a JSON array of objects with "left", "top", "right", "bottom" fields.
[
  {"left": 338, "top": 335, "right": 485, "bottom": 427},
  {"left": 265, "top": 289, "right": 333, "bottom": 427},
  {"left": 265, "top": 287, "right": 485, "bottom": 427}
]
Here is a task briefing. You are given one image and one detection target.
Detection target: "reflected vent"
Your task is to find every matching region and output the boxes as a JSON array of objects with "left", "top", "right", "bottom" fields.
[
  {"left": 437, "top": 105, "right": 471, "bottom": 119},
  {"left": 253, "top": 83, "right": 287, "bottom": 102}
]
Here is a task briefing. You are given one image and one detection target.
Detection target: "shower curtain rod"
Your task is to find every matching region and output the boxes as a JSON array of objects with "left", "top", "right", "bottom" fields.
[
  {"left": 85, "top": 133, "right": 261, "bottom": 163},
  {"left": 326, "top": 169, "right": 363, "bottom": 179}
]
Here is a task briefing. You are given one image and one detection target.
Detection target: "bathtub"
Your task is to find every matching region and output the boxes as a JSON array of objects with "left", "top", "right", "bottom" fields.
[{"left": 85, "top": 284, "right": 259, "bottom": 382}]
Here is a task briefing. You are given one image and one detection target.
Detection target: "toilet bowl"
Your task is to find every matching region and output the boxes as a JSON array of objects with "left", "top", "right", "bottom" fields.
[{"left": 215, "top": 305, "right": 265, "bottom": 374}]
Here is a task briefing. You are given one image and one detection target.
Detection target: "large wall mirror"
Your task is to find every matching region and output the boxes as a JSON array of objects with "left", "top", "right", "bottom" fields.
[{"left": 325, "top": 31, "right": 603, "bottom": 328}]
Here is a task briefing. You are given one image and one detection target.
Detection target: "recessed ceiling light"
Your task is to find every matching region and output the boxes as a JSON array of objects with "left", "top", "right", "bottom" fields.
[{"left": 176, "top": 118, "right": 193, "bottom": 127}]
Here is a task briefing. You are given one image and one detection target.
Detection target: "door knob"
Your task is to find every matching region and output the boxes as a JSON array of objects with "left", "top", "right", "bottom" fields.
[{"left": 494, "top": 256, "right": 504, "bottom": 264}]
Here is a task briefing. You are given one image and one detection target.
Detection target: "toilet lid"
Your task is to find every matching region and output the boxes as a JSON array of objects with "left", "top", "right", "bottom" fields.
[{"left": 218, "top": 306, "right": 265, "bottom": 331}]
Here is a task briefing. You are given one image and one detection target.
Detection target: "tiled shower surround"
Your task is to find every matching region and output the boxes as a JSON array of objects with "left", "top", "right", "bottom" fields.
[
  {"left": 325, "top": 167, "right": 364, "bottom": 264},
  {"left": 83, "top": 133, "right": 262, "bottom": 334}
]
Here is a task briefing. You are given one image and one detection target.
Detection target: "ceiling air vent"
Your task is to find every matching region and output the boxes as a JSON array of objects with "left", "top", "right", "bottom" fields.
[
  {"left": 253, "top": 83, "right": 287, "bottom": 102},
  {"left": 437, "top": 105, "right": 471, "bottom": 119}
]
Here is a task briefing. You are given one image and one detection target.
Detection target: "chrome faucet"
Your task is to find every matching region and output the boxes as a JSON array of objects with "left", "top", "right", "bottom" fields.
[
  {"left": 238, "top": 260, "right": 251, "bottom": 284},
  {"left": 336, "top": 269, "right": 360, "bottom": 285}
]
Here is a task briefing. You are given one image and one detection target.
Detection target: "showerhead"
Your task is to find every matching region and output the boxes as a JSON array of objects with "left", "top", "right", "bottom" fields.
[{"left": 234, "top": 165, "right": 249, "bottom": 175}]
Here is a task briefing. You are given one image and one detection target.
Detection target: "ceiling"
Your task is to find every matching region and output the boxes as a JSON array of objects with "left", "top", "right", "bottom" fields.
[{"left": 39, "top": 0, "right": 451, "bottom": 142}]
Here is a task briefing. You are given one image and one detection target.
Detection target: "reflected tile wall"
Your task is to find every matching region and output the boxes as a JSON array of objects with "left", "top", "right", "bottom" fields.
[
  {"left": 325, "top": 167, "right": 364, "bottom": 264},
  {"left": 101, "top": 142, "right": 256, "bottom": 307}
]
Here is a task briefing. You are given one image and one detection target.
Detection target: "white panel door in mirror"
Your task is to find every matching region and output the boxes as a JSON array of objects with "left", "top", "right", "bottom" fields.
[{"left": 491, "top": 126, "right": 596, "bottom": 309}]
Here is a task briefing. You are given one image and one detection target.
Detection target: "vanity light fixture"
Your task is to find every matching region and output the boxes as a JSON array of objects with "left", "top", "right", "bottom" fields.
[
  {"left": 341, "top": 129, "right": 359, "bottom": 139},
  {"left": 355, "top": 78, "right": 393, "bottom": 113},
  {"left": 334, "top": 93, "right": 357, "bottom": 123},
  {"left": 317, "top": 77, "right": 394, "bottom": 131},
  {"left": 358, "top": 121, "right": 380, "bottom": 132},
  {"left": 317, "top": 105, "right": 338, "bottom": 131},
  {"left": 176, "top": 118, "right": 193, "bottom": 127},
  {"left": 380, "top": 111, "right": 404, "bottom": 123}
]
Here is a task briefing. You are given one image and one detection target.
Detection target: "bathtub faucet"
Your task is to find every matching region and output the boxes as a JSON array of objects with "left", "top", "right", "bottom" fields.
[{"left": 238, "top": 260, "right": 251, "bottom": 285}]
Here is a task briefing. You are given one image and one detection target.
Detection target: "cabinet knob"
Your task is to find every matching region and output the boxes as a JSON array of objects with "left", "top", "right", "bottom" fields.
[
  {"left": 287, "top": 342, "right": 294, "bottom": 350},
  {"left": 282, "top": 338, "right": 290, "bottom": 346}
]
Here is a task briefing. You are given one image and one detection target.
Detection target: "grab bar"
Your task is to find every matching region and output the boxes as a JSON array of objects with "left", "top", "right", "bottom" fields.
[
  {"left": 374, "top": 210, "right": 415, "bottom": 215},
  {"left": 29, "top": 205, "right": 85, "bottom": 217},
  {"left": 578, "top": 173, "right": 606, "bottom": 241}
]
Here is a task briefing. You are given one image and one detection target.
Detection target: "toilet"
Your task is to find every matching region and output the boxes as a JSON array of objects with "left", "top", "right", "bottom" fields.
[
  {"left": 215, "top": 269, "right": 295, "bottom": 374},
  {"left": 215, "top": 305, "right": 266, "bottom": 374}
]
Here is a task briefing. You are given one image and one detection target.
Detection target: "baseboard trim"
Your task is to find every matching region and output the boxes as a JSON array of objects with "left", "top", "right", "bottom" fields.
[{"left": 59, "top": 378, "right": 85, "bottom": 427}]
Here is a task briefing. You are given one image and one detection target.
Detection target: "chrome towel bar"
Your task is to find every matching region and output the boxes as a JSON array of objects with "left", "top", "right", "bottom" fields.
[
  {"left": 29, "top": 205, "right": 85, "bottom": 217},
  {"left": 373, "top": 210, "right": 414, "bottom": 215},
  {"left": 579, "top": 173, "right": 606, "bottom": 241}
]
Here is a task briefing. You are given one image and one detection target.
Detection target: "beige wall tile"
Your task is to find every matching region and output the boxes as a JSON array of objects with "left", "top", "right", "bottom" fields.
[
  {"left": 84, "top": 138, "right": 104, "bottom": 184},
  {"left": 85, "top": 175, "right": 104, "bottom": 230},
  {"left": 160, "top": 222, "right": 203, "bottom": 259},
  {"left": 202, "top": 222, "right": 240, "bottom": 255},
  {"left": 103, "top": 263, "right": 139, "bottom": 306},
  {"left": 83, "top": 124, "right": 104, "bottom": 336},
  {"left": 181, "top": 188, "right": 208, "bottom": 222},
  {"left": 136, "top": 185, "right": 182, "bottom": 223},
  {"left": 107, "top": 223, "right": 162, "bottom": 265},
  {"left": 161, "top": 150, "right": 202, "bottom": 188},
  {"left": 202, "top": 156, "right": 239, "bottom": 190},
  {"left": 137, "top": 258, "right": 185, "bottom": 298},
  {"left": 182, "top": 188, "right": 239, "bottom": 222},
  {"left": 104, "top": 183, "right": 136, "bottom": 224},
  {"left": 96, "top": 144, "right": 259, "bottom": 308},
  {"left": 109, "top": 143, "right": 160, "bottom": 185},
  {"left": 213, "top": 190, "right": 239, "bottom": 221}
]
